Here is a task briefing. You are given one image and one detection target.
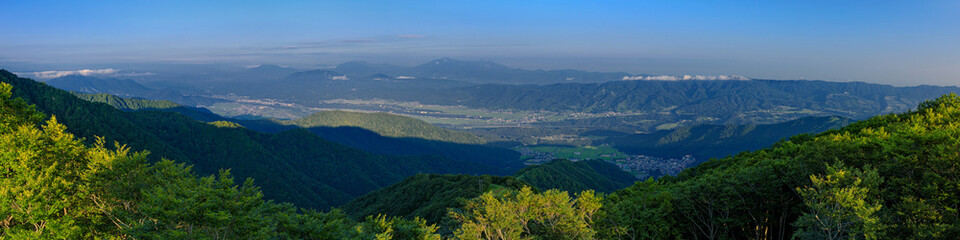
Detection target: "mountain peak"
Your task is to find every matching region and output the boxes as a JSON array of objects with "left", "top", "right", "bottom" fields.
[
  {"left": 285, "top": 70, "right": 348, "bottom": 80},
  {"left": 333, "top": 61, "right": 404, "bottom": 76},
  {"left": 45, "top": 74, "right": 99, "bottom": 81},
  {"left": 248, "top": 64, "right": 288, "bottom": 71}
]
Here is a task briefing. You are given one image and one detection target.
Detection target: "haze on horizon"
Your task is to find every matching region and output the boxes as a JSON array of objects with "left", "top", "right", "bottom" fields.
[{"left": 2, "top": 0, "right": 958, "bottom": 86}]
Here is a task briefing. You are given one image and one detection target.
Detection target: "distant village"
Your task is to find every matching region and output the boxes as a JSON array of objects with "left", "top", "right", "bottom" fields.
[
  {"left": 517, "top": 147, "right": 697, "bottom": 179},
  {"left": 613, "top": 155, "right": 696, "bottom": 180}
]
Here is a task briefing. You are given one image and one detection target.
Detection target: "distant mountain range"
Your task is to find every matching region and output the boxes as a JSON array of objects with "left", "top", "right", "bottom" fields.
[
  {"left": 240, "top": 64, "right": 300, "bottom": 81},
  {"left": 42, "top": 59, "right": 960, "bottom": 130},
  {"left": 332, "top": 58, "right": 630, "bottom": 84},
  {"left": 207, "top": 59, "right": 960, "bottom": 128},
  {"left": 407, "top": 79, "right": 960, "bottom": 120}
]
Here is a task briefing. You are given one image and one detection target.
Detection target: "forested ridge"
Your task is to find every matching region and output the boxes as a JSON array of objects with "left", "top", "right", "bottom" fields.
[
  {"left": 341, "top": 174, "right": 531, "bottom": 232},
  {"left": 513, "top": 159, "right": 637, "bottom": 194},
  {"left": 600, "top": 115, "right": 855, "bottom": 160},
  {"left": 73, "top": 92, "right": 180, "bottom": 111},
  {"left": 284, "top": 110, "right": 483, "bottom": 144}
]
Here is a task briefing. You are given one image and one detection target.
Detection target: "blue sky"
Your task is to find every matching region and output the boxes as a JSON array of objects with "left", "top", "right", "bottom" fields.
[{"left": 2, "top": 0, "right": 958, "bottom": 85}]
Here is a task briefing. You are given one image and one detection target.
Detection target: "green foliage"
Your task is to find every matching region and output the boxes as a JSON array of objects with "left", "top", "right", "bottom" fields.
[
  {"left": 450, "top": 187, "right": 603, "bottom": 240},
  {"left": 794, "top": 163, "right": 884, "bottom": 239},
  {"left": 350, "top": 215, "right": 441, "bottom": 240},
  {"left": 207, "top": 120, "right": 244, "bottom": 128},
  {"left": 597, "top": 178, "right": 680, "bottom": 240},
  {"left": 285, "top": 110, "right": 483, "bottom": 144},
  {"left": 514, "top": 159, "right": 636, "bottom": 193},
  {"left": 0, "top": 82, "right": 45, "bottom": 131},
  {"left": 1, "top": 116, "right": 92, "bottom": 238}
]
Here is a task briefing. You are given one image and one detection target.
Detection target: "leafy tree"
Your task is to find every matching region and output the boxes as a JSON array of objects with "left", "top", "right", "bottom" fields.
[
  {"left": 597, "top": 178, "right": 680, "bottom": 240},
  {"left": 1, "top": 116, "right": 93, "bottom": 238},
  {"left": 794, "top": 163, "right": 884, "bottom": 240},
  {"left": 450, "top": 187, "right": 602, "bottom": 239},
  {"left": 350, "top": 215, "right": 441, "bottom": 240},
  {"left": 207, "top": 120, "right": 244, "bottom": 128}
]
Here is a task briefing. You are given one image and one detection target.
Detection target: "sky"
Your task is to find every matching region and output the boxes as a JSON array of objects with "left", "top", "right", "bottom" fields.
[{"left": 1, "top": 0, "right": 959, "bottom": 86}]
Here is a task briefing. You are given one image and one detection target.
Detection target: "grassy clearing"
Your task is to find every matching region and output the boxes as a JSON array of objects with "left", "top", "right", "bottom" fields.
[{"left": 525, "top": 145, "right": 628, "bottom": 161}]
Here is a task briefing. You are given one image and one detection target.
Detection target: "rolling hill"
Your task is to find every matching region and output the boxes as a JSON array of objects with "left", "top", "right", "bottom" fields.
[
  {"left": 513, "top": 159, "right": 638, "bottom": 193},
  {"left": 342, "top": 158, "right": 637, "bottom": 226},
  {"left": 341, "top": 174, "right": 530, "bottom": 225},
  {"left": 284, "top": 110, "right": 483, "bottom": 144},
  {"left": 597, "top": 115, "right": 856, "bottom": 160}
]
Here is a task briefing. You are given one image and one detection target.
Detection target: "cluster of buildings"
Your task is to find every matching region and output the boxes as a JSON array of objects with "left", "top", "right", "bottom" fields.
[
  {"left": 611, "top": 155, "right": 697, "bottom": 179},
  {"left": 515, "top": 147, "right": 557, "bottom": 165},
  {"left": 516, "top": 147, "right": 697, "bottom": 179}
]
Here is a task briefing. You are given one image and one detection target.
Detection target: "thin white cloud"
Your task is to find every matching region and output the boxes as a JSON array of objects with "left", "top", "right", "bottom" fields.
[
  {"left": 116, "top": 72, "right": 156, "bottom": 77},
  {"left": 622, "top": 75, "right": 750, "bottom": 81},
  {"left": 331, "top": 75, "right": 349, "bottom": 80},
  {"left": 341, "top": 39, "right": 376, "bottom": 43},
  {"left": 18, "top": 69, "right": 155, "bottom": 79}
]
